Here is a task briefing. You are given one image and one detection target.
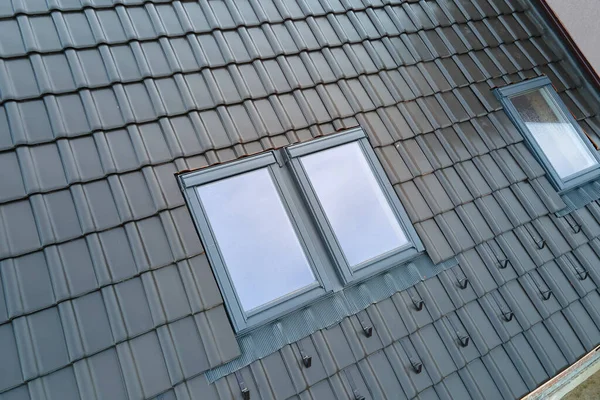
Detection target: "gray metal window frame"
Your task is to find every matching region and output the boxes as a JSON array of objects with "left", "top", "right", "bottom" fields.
[
  {"left": 285, "top": 127, "right": 424, "bottom": 284},
  {"left": 179, "top": 153, "right": 330, "bottom": 332},
  {"left": 179, "top": 128, "right": 423, "bottom": 332},
  {"left": 494, "top": 76, "right": 600, "bottom": 191}
]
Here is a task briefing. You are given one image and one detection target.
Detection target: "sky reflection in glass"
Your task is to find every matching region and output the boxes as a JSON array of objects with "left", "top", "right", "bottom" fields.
[
  {"left": 301, "top": 142, "right": 409, "bottom": 267},
  {"left": 510, "top": 88, "right": 598, "bottom": 179},
  {"left": 197, "top": 168, "right": 316, "bottom": 312}
]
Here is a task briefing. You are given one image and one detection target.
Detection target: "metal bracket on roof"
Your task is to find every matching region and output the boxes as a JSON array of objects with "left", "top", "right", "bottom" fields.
[
  {"left": 344, "top": 370, "right": 366, "bottom": 400},
  {"left": 234, "top": 371, "right": 250, "bottom": 400},
  {"left": 541, "top": 289, "right": 553, "bottom": 301},
  {"left": 485, "top": 242, "right": 510, "bottom": 270},
  {"left": 525, "top": 224, "right": 546, "bottom": 249},
  {"left": 411, "top": 296, "right": 424, "bottom": 311},
  {"left": 398, "top": 340, "right": 423, "bottom": 374},
  {"left": 452, "top": 268, "right": 469, "bottom": 289},
  {"left": 502, "top": 310, "right": 514, "bottom": 322},
  {"left": 446, "top": 316, "right": 469, "bottom": 348},
  {"left": 458, "top": 333, "right": 470, "bottom": 347},
  {"left": 491, "top": 292, "right": 514, "bottom": 322},
  {"left": 564, "top": 214, "right": 582, "bottom": 234},
  {"left": 299, "top": 347, "right": 312, "bottom": 368},
  {"left": 410, "top": 357, "right": 423, "bottom": 374},
  {"left": 358, "top": 317, "right": 373, "bottom": 338},
  {"left": 529, "top": 273, "right": 553, "bottom": 301},
  {"left": 577, "top": 269, "right": 589, "bottom": 281},
  {"left": 564, "top": 254, "right": 589, "bottom": 281}
]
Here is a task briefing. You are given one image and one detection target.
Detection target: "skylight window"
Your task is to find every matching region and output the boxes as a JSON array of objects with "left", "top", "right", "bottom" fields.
[
  {"left": 495, "top": 76, "right": 600, "bottom": 191},
  {"left": 300, "top": 142, "right": 409, "bottom": 267},
  {"left": 196, "top": 168, "right": 317, "bottom": 312},
  {"left": 179, "top": 128, "right": 423, "bottom": 332}
]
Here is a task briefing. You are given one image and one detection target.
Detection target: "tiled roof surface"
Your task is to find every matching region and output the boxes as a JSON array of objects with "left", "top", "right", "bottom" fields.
[{"left": 0, "top": 0, "right": 599, "bottom": 399}]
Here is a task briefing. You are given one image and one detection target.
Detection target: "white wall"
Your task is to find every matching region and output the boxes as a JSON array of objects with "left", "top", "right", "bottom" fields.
[{"left": 546, "top": 0, "right": 600, "bottom": 77}]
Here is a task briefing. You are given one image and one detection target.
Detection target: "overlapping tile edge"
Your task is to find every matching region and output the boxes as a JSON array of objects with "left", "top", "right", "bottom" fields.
[{"left": 0, "top": 0, "right": 599, "bottom": 399}]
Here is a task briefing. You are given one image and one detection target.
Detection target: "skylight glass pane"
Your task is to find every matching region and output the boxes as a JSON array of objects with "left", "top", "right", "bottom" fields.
[
  {"left": 301, "top": 142, "right": 409, "bottom": 267},
  {"left": 197, "top": 168, "right": 316, "bottom": 312},
  {"left": 510, "top": 88, "right": 597, "bottom": 180}
]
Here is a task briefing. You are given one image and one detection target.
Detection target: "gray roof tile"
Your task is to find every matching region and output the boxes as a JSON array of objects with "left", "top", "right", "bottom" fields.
[
  {"left": 0, "top": 324, "right": 22, "bottom": 392},
  {"left": 164, "top": 316, "right": 210, "bottom": 380},
  {"left": 435, "top": 167, "right": 474, "bottom": 206},
  {"left": 112, "top": 277, "right": 154, "bottom": 338},
  {"left": 462, "top": 359, "right": 503, "bottom": 400},
  {"left": 458, "top": 299, "right": 501, "bottom": 354},
  {"left": 120, "top": 331, "right": 171, "bottom": 398},
  {"left": 437, "top": 126, "right": 471, "bottom": 163},
  {"left": 0, "top": 152, "right": 25, "bottom": 203},
  {"left": 436, "top": 210, "right": 476, "bottom": 253},
  {"left": 525, "top": 321, "right": 568, "bottom": 376},
  {"left": 482, "top": 346, "right": 529, "bottom": 399},
  {"left": 398, "top": 181, "right": 434, "bottom": 223},
  {"left": 0, "top": 200, "right": 41, "bottom": 258},
  {"left": 563, "top": 301, "right": 600, "bottom": 351},
  {"left": 415, "top": 219, "right": 455, "bottom": 264},
  {"left": 258, "top": 348, "right": 297, "bottom": 398},
  {"left": 22, "top": 143, "right": 68, "bottom": 192},
  {"left": 505, "top": 333, "right": 548, "bottom": 389},
  {"left": 62, "top": 291, "right": 113, "bottom": 358},
  {"left": 360, "top": 349, "right": 408, "bottom": 400},
  {"left": 544, "top": 311, "right": 585, "bottom": 363},
  {"left": 2, "top": 252, "right": 54, "bottom": 318},
  {"left": 15, "top": 307, "right": 69, "bottom": 378}
]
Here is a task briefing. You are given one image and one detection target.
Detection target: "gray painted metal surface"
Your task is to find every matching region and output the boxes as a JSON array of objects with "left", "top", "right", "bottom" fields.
[{"left": 0, "top": 0, "right": 599, "bottom": 399}]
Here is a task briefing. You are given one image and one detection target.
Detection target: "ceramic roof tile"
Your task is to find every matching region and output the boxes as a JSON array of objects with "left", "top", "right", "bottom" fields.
[
  {"left": 415, "top": 219, "right": 456, "bottom": 264},
  {"left": 0, "top": 324, "right": 23, "bottom": 392},
  {"left": 62, "top": 291, "right": 113, "bottom": 358},
  {"left": 524, "top": 321, "right": 568, "bottom": 377},
  {"left": 77, "top": 349, "right": 126, "bottom": 399}
]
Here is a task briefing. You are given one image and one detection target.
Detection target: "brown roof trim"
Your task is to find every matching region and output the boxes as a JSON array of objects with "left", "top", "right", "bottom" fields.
[{"left": 534, "top": 0, "right": 600, "bottom": 92}]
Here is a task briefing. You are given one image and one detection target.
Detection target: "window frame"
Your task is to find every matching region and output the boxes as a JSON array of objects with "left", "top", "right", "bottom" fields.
[
  {"left": 285, "top": 128, "right": 424, "bottom": 283},
  {"left": 495, "top": 76, "right": 600, "bottom": 191},
  {"left": 179, "top": 128, "right": 423, "bottom": 332},
  {"left": 179, "top": 152, "right": 330, "bottom": 332}
]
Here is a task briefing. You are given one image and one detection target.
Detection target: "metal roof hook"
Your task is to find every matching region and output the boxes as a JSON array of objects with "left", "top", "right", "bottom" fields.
[
  {"left": 410, "top": 358, "right": 423, "bottom": 374},
  {"left": 358, "top": 314, "right": 373, "bottom": 337},
  {"left": 502, "top": 310, "right": 514, "bottom": 322},
  {"left": 235, "top": 371, "right": 250, "bottom": 400},
  {"left": 457, "top": 333, "right": 470, "bottom": 347},
  {"left": 299, "top": 348, "right": 312, "bottom": 368},
  {"left": 577, "top": 269, "right": 589, "bottom": 281},
  {"left": 541, "top": 289, "right": 553, "bottom": 301},
  {"left": 353, "top": 390, "right": 366, "bottom": 400},
  {"left": 457, "top": 277, "right": 469, "bottom": 290},
  {"left": 498, "top": 259, "right": 509, "bottom": 269},
  {"left": 411, "top": 297, "right": 424, "bottom": 311}
]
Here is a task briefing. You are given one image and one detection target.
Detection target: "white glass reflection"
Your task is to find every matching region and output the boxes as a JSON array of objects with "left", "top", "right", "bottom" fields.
[
  {"left": 197, "top": 168, "right": 316, "bottom": 312},
  {"left": 301, "top": 142, "right": 409, "bottom": 267},
  {"left": 510, "top": 88, "right": 598, "bottom": 180}
]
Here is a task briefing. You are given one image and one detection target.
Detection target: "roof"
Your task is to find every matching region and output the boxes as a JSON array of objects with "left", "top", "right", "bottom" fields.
[{"left": 0, "top": 0, "right": 599, "bottom": 399}]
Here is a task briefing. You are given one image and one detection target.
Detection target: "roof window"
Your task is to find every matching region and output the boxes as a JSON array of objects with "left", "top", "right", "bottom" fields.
[
  {"left": 179, "top": 128, "right": 423, "bottom": 332},
  {"left": 495, "top": 76, "right": 600, "bottom": 191}
]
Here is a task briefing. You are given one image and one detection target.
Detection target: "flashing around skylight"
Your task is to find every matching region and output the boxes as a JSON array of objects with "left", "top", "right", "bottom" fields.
[
  {"left": 178, "top": 127, "right": 423, "bottom": 332},
  {"left": 495, "top": 76, "right": 600, "bottom": 191}
]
